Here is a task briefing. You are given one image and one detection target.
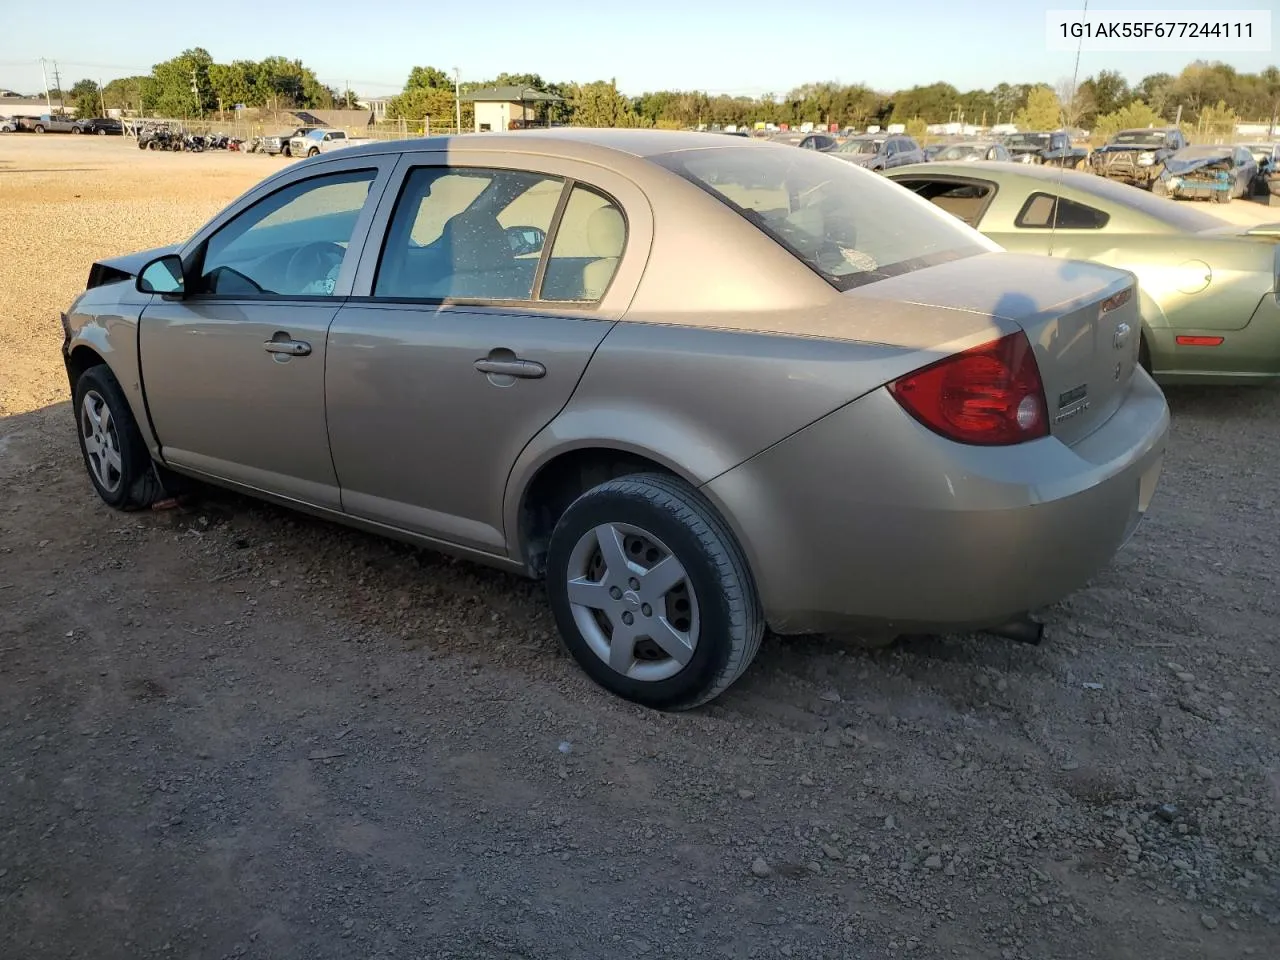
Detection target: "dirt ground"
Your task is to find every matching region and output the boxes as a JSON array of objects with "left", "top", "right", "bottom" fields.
[{"left": 1, "top": 136, "right": 1278, "bottom": 960}]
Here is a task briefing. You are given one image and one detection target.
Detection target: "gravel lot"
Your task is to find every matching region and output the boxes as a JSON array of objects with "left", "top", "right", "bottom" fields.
[{"left": 1, "top": 136, "right": 1278, "bottom": 960}]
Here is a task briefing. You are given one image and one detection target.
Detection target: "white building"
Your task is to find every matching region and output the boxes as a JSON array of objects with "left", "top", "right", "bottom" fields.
[{"left": 460, "top": 85, "right": 562, "bottom": 132}]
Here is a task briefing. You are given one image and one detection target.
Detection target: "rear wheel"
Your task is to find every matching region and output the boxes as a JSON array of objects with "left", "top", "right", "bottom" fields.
[
  {"left": 97, "top": 128, "right": 107, "bottom": 136},
  {"left": 545, "top": 473, "right": 764, "bottom": 710},
  {"left": 73, "top": 365, "right": 163, "bottom": 510},
  {"left": 34, "top": 125, "right": 45, "bottom": 134},
  {"left": 71, "top": 126, "right": 82, "bottom": 134}
]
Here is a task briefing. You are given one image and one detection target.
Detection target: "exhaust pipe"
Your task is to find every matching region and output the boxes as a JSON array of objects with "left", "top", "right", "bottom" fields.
[{"left": 985, "top": 615, "right": 1044, "bottom": 645}]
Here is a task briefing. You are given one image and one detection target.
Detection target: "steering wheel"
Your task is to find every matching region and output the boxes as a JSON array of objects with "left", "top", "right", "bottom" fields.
[{"left": 284, "top": 242, "right": 345, "bottom": 295}]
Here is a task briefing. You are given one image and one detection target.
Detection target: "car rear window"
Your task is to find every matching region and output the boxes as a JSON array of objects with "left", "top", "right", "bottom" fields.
[{"left": 651, "top": 144, "right": 994, "bottom": 291}]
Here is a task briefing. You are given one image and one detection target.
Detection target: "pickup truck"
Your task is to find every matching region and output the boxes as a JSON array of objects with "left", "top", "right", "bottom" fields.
[
  {"left": 258, "top": 126, "right": 318, "bottom": 157},
  {"left": 1002, "top": 130, "right": 1089, "bottom": 168},
  {"left": 287, "top": 128, "right": 370, "bottom": 158},
  {"left": 21, "top": 113, "right": 78, "bottom": 134},
  {"left": 1089, "top": 127, "right": 1187, "bottom": 189}
]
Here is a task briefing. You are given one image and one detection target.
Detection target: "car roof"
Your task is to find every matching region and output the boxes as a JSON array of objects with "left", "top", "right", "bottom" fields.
[{"left": 416, "top": 128, "right": 769, "bottom": 156}]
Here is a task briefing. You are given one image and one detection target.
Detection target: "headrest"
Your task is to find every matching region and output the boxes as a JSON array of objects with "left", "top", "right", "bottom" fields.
[{"left": 586, "top": 205, "right": 625, "bottom": 257}]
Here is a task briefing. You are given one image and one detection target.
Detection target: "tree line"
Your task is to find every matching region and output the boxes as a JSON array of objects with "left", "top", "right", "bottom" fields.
[
  {"left": 376, "top": 61, "right": 1280, "bottom": 135},
  {"left": 44, "top": 51, "right": 1280, "bottom": 136}
]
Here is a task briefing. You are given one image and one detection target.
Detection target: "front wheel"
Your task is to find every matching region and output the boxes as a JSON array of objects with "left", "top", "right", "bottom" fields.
[
  {"left": 545, "top": 473, "right": 764, "bottom": 710},
  {"left": 97, "top": 128, "right": 107, "bottom": 136},
  {"left": 34, "top": 125, "right": 45, "bottom": 134},
  {"left": 71, "top": 126, "right": 82, "bottom": 134},
  {"left": 307, "top": 147, "right": 319, "bottom": 157},
  {"left": 1214, "top": 189, "right": 1231, "bottom": 204},
  {"left": 73, "top": 365, "right": 163, "bottom": 510}
]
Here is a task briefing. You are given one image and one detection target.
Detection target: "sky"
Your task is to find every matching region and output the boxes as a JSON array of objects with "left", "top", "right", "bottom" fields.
[{"left": 0, "top": 0, "right": 1275, "bottom": 99}]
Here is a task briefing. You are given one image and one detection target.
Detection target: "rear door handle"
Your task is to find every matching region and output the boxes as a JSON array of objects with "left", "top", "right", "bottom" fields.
[
  {"left": 474, "top": 358, "right": 545, "bottom": 379},
  {"left": 264, "top": 339, "right": 311, "bottom": 357}
]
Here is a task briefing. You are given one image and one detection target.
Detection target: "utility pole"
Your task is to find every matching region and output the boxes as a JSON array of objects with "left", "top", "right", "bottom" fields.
[
  {"left": 39, "top": 58, "right": 52, "bottom": 111},
  {"left": 453, "top": 66, "right": 461, "bottom": 134},
  {"left": 99, "top": 78, "right": 106, "bottom": 118},
  {"left": 190, "top": 68, "right": 202, "bottom": 118},
  {"left": 51, "top": 61, "right": 65, "bottom": 112},
  {"left": 345, "top": 81, "right": 351, "bottom": 110}
]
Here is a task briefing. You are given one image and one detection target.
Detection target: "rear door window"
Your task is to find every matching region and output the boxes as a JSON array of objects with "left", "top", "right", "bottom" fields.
[{"left": 374, "top": 167, "right": 563, "bottom": 301}]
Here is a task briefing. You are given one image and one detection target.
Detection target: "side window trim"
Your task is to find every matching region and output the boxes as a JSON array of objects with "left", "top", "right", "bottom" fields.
[{"left": 184, "top": 162, "right": 392, "bottom": 301}]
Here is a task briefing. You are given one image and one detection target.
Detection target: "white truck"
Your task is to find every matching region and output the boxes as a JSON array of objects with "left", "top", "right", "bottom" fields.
[{"left": 287, "top": 128, "right": 371, "bottom": 158}]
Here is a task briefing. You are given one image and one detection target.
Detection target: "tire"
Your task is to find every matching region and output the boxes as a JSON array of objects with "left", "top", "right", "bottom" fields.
[
  {"left": 97, "top": 128, "right": 106, "bottom": 136},
  {"left": 307, "top": 147, "right": 319, "bottom": 158},
  {"left": 1151, "top": 180, "right": 1168, "bottom": 197},
  {"left": 73, "top": 365, "right": 163, "bottom": 510},
  {"left": 1214, "top": 190, "right": 1231, "bottom": 204},
  {"left": 34, "top": 125, "right": 45, "bottom": 134},
  {"left": 71, "top": 126, "right": 81, "bottom": 134},
  {"left": 281, "top": 145, "right": 291, "bottom": 158},
  {"left": 545, "top": 472, "right": 764, "bottom": 710}
]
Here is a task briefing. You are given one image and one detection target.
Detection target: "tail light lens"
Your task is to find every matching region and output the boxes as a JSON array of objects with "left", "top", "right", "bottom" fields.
[{"left": 888, "top": 331, "right": 1049, "bottom": 446}]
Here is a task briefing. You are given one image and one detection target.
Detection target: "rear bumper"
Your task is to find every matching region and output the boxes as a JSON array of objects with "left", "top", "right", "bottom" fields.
[{"left": 703, "top": 370, "right": 1170, "bottom": 636}]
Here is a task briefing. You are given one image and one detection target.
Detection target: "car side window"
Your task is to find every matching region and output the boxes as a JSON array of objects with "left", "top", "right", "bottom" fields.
[
  {"left": 538, "top": 185, "right": 627, "bottom": 302},
  {"left": 198, "top": 168, "right": 377, "bottom": 297},
  {"left": 897, "top": 178, "right": 996, "bottom": 227},
  {"left": 885, "top": 140, "right": 898, "bottom": 157},
  {"left": 374, "top": 166, "right": 563, "bottom": 301},
  {"left": 1015, "top": 192, "right": 1110, "bottom": 230}
]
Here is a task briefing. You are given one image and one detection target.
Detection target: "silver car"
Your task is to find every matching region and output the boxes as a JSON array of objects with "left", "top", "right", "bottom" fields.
[{"left": 61, "top": 130, "right": 1169, "bottom": 710}]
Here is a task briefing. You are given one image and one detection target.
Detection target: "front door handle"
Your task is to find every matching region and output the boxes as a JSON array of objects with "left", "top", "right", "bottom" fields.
[
  {"left": 474, "top": 358, "right": 545, "bottom": 379},
  {"left": 264, "top": 338, "right": 311, "bottom": 357}
]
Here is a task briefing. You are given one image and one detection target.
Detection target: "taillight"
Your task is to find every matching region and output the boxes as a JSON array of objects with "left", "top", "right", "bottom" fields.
[{"left": 888, "top": 331, "right": 1049, "bottom": 446}]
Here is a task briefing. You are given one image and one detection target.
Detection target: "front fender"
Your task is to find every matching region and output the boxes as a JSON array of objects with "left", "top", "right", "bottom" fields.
[{"left": 63, "top": 286, "right": 158, "bottom": 456}]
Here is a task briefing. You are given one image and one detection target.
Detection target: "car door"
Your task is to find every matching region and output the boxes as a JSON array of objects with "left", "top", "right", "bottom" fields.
[
  {"left": 1232, "top": 147, "right": 1256, "bottom": 195},
  {"left": 879, "top": 139, "right": 897, "bottom": 169},
  {"left": 138, "top": 156, "right": 396, "bottom": 508},
  {"left": 326, "top": 151, "right": 653, "bottom": 556}
]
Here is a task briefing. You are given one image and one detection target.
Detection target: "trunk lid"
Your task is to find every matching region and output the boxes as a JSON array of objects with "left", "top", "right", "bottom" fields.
[{"left": 844, "top": 252, "right": 1142, "bottom": 447}]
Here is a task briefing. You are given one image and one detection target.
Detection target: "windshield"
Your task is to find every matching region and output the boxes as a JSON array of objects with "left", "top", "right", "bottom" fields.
[
  {"left": 835, "top": 138, "right": 882, "bottom": 155},
  {"left": 1112, "top": 130, "right": 1164, "bottom": 146},
  {"left": 652, "top": 145, "right": 994, "bottom": 291},
  {"left": 936, "top": 144, "right": 985, "bottom": 160},
  {"left": 1006, "top": 134, "right": 1049, "bottom": 148}
]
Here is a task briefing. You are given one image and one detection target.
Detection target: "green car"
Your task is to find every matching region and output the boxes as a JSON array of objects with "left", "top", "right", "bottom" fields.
[{"left": 886, "top": 161, "right": 1280, "bottom": 385}]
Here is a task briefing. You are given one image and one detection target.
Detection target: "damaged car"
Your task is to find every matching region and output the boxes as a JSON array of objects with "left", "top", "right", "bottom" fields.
[
  {"left": 1002, "top": 130, "right": 1088, "bottom": 168},
  {"left": 1153, "top": 144, "right": 1258, "bottom": 203},
  {"left": 1089, "top": 127, "right": 1186, "bottom": 189},
  {"left": 59, "top": 130, "right": 1169, "bottom": 709}
]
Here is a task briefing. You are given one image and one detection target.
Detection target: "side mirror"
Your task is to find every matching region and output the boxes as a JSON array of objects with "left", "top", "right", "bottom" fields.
[
  {"left": 137, "top": 254, "right": 186, "bottom": 295},
  {"left": 505, "top": 225, "right": 545, "bottom": 257}
]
